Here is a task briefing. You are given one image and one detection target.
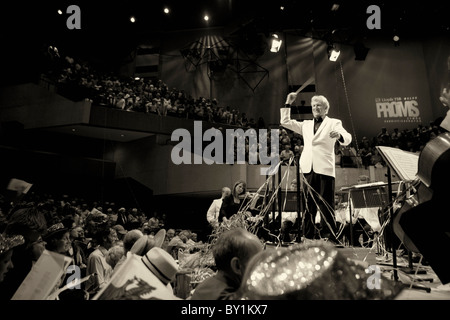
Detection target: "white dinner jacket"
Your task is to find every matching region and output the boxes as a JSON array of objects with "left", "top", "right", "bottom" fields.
[{"left": 280, "top": 108, "right": 352, "bottom": 178}]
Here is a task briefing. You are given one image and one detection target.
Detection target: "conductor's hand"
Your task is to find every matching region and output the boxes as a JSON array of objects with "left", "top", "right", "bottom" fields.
[
  {"left": 329, "top": 130, "right": 342, "bottom": 139},
  {"left": 285, "top": 92, "right": 298, "bottom": 105}
]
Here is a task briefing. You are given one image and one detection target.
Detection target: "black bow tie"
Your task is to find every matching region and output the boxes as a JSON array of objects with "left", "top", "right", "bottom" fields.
[{"left": 314, "top": 117, "right": 323, "bottom": 123}]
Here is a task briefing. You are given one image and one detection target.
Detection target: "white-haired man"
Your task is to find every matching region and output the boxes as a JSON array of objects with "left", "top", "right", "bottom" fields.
[{"left": 281, "top": 93, "right": 352, "bottom": 243}]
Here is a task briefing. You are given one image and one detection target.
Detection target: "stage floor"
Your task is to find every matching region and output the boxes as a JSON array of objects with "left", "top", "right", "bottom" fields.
[{"left": 336, "top": 245, "right": 450, "bottom": 300}]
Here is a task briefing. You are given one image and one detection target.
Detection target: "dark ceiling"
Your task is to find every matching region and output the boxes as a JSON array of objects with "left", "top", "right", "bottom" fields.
[
  {"left": 3, "top": 0, "right": 450, "bottom": 45},
  {"left": 1, "top": 0, "right": 449, "bottom": 86}
]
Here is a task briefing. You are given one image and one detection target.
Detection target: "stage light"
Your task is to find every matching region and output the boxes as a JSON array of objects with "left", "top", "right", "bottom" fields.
[
  {"left": 327, "top": 44, "right": 340, "bottom": 61},
  {"left": 163, "top": 7, "right": 170, "bottom": 14},
  {"left": 270, "top": 34, "right": 282, "bottom": 53},
  {"left": 204, "top": 15, "right": 209, "bottom": 21},
  {"left": 130, "top": 16, "right": 136, "bottom": 23}
]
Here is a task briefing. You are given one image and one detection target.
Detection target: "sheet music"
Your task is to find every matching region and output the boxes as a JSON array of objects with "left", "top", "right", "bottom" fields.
[
  {"left": 93, "top": 253, "right": 179, "bottom": 300},
  {"left": 377, "top": 146, "right": 419, "bottom": 181},
  {"left": 12, "top": 250, "right": 72, "bottom": 300}
]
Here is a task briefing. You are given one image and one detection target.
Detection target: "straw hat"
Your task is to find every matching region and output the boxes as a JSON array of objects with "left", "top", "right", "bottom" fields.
[
  {"left": 153, "top": 229, "right": 166, "bottom": 248},
  {"left": 141, "top": 247, "right": 178, "bottom": 285},
  {"left": 130, "top": 235, "right": 155, "bottom": 256}
]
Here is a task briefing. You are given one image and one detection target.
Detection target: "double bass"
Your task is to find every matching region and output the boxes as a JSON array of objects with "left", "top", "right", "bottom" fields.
[{"left": 393, "top": 131, "right": 450, "bottom": 253}]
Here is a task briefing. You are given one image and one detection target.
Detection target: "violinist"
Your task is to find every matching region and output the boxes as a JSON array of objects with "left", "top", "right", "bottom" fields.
[{"left": 218, "top": 180, "right": 260, "bottom": 223}]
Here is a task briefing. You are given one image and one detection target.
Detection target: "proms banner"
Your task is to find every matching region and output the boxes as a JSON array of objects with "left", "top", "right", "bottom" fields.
[
  {"left": 309, "top": 38, "right": 435, "bottom": 141},
  {"left": 375, "top": 95, "right": 422, "bottom": 126}
]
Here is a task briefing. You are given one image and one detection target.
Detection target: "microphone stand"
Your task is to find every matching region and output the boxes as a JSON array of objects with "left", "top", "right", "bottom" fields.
[{"left": 296, "top": 155, "right": 303, "bottom": 243}]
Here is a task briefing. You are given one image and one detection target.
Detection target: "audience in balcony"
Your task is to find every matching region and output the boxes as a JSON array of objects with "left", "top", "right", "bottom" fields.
[
  {"left": 38, "top": 47, "right": 448, "bottom": 168},
  {"left": 40, "top": 51, "right": 268, "bottom": 131}
]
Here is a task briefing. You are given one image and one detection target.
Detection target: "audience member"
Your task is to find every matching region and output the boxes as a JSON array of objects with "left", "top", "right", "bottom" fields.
[
  {"left": 142, "top": 247, "right": 178, "bottom": 291},
  {"left": 116, "top": 207, "right": 128, "bottom": 228},
  {"left": 0, "top": 233, "right": 25, "bottom": 283},
  {"left": 190, "top": 228, "right": 262, "bottom": 300},
  {"left": 85, "top": 224, "right": 118, "bottom": 295},
  {"left": 113, "top": 229, "right": 144, "bottom": 273},
  {"left": 112, "top": 224, "right": 127, "bottom": 242},
  {"left": 43, "top": 222, "right": 72, "bottom": 255},
  {"left": 105, "top": 244, "right": 125, "bottom": 270},
  {"left": 0, "top": 206, "right": 47, "bottom": 300},
  {"left": 69, "top": 225, "right": 88, "bottom": 274},
  {"left": 122, "top": 229, "right": 144, "bottom": 256},
  {"left": 43, "top": 222, "right": 89, "bottom": 300},
  {"left": 126, "top": 208, "right": 141, "bottom": 230},
  {"left": 280, "top": 144, "right": 294, "bottom": 165},
  {"left": 148, "top": 212, "right": 161, "bottom": 234},
  {"left": 166, "top": 229, "right": 190, "bottom": 260},
  {"left": 161, "top": 228, "right": 175, "bottom": 251}
]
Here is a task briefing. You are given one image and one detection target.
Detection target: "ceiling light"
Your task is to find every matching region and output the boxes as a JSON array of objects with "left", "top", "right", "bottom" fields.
[
  {"left": 270, "top": 34, "right": 282, "bottom": 53},
  {"left": 331, "top": 4, "right": 340, "bottom": 11},
  {"left": 393, "top": 35, "right": 400, "bottom": 47},
  {"left": 130, "top": 16, "right": 136, "bottom": 23},
  {"left": 327, "top": 44, "right": 340, "bottom": 61},
  {"left": 204, "top": 15, "right": 209, "bottom": 21},
  {"left": 163, "top": 8, "right": 170, "bottom": 14}
]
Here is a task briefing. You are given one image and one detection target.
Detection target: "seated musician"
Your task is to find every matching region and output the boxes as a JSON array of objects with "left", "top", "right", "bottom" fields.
[{"left": 218, "top": 180, "right": 261, "bottom": 223}]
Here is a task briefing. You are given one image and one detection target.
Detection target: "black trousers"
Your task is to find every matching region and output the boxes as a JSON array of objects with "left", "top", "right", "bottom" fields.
[{"left": 303, "top": 171, "right": 337, "bottom": 240}]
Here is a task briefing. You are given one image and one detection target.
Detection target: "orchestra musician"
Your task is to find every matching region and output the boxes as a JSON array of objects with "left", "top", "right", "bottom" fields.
[
  {"left": 218, "top": 180, "right": 260, "bottom": 223},
  {"left": 397, "top": 82, "right": 450, "bottom": 285}
]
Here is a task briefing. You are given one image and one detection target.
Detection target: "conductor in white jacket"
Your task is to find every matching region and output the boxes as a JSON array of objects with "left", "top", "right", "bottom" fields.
[{"left": 281, "top": 92, "right": 352, "bottom": 242}]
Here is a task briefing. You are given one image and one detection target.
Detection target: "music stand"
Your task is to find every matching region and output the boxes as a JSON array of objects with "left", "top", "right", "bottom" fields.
[
  {"left": 376, "top": 146, "right": 420, "bottom": 281},
  {"left": 343, "top": 183, "right": 389, "bottom": 246}
]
